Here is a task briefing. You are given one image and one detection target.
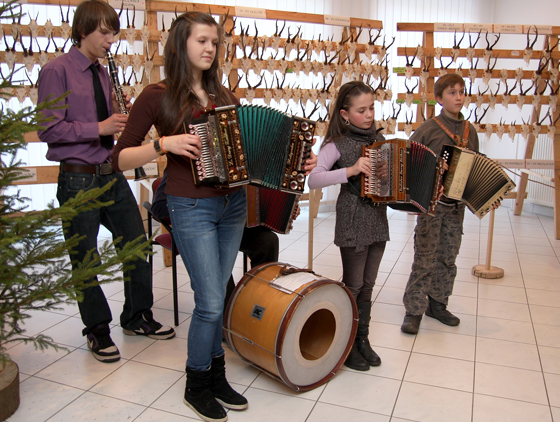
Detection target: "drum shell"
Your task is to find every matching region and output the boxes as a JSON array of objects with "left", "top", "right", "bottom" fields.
[{"left": 224, "top": 262, "right": 358, "bottom": 391}]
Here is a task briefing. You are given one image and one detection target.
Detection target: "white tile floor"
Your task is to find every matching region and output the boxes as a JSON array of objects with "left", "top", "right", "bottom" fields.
[{"left": 6, "top": 205, "right": 560, "bottom": 422}]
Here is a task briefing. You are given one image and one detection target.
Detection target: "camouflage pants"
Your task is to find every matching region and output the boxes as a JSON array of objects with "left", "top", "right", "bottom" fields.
[{"left": 403, "top": 202, "right": 465, "bottom": 315}]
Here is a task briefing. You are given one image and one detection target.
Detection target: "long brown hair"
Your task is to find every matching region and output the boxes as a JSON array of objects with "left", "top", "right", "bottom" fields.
[
  {"left": 159, "top": 12, "right": 232, "bottom": 135},
  {"left": 322, "top": 81, "right": 375, "bottom": 147}
]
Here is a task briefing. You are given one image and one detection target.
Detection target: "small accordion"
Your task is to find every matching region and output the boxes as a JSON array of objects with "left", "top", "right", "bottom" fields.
[
  {"left": 189, "top": 105, "right": 315, "bottom": 193},
  {"left": 441, "top": 145, "right": 515, "bottom": 218},
  {"left": 360, "top": 139, "right": 445, "bottom": 216},
  {"left": 246, "top": 185, "right": 299, "bottom": 234}
]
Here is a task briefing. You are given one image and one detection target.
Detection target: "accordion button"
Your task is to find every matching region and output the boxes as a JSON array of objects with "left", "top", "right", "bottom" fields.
[
  {"left": 290, "top": 181, "right": 298, "bottom": 190},
  {"left": 304, "top": 132, "right": 313, "bottom": 141},
  {"left": 297, "top": 174, "right": 305, "bottom": 183},
  {"left": 301, "top": 122, "right": 309, "bottom": 131}
]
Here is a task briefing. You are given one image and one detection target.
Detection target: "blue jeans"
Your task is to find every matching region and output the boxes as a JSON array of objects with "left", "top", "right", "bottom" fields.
[
  {"left": 167, "top": 190, "right": 246, "bottom": 371},
  {"left": 57, "top": 171, "right": 153, "bottom": 335}
]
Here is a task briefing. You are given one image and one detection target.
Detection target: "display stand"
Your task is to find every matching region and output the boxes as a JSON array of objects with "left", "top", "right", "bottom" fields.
[
  {"left": 395, "top": 22, "right": 560, "bottom": 239},
  {"left": 2, "top": 0, "right": 387, "bottom": 268}
]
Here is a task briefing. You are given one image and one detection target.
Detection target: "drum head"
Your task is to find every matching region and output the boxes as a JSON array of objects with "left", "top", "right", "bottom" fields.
[{"left": 278, "top": 282, "right": 355, "bottom": 389}]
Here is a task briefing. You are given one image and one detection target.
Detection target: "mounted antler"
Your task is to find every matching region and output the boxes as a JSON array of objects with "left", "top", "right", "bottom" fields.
[
  {"left": 532, "top": 56, "right": 550, "bottom": 85},
  {"left": 543, "top": 36, "right": 560, "bottom": 60},
  {"left": 437, "top": 56, "right": 453, "bottom": 77},
  {"left": 451, "top": 30, "right": 465, "bottom": 62},
  {"left": 475, "top": 86, "right": 489, "bottom": 109},
  {"left": 404, "top": 78, "right": 419, "bottom": 107},
  {"left": 482, "top": 54, "right": 498, "bottom": 85},
  {"left": 404, "top": 46, "right": 417, "bottom": 79},
  {"left": 244, "top": 74, "right": 264, "bottom": 103},
  {"left": 523, "top": 25, "right": 538, "bottom": 66},
  {"left": 420, "top": 56, "right": 432, "bottom": 87},
  {"left": 488, "top": 81, "right": 501, "bottom": 110},
  {"left": 466, "top": 30, "right": 482, "bottom": 63},
  {"left": 483, "top": 32, "right": 501, "bottom": 64}
]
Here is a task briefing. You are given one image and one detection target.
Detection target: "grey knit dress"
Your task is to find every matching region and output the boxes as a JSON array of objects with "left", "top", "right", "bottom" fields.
[{"left": 333, "top": 123, "right": 390, "bottom": 252}]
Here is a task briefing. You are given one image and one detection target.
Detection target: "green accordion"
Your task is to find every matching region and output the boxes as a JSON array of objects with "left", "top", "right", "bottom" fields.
[{"left": 189, "top": 105, "right": 315, "bottom": 193}]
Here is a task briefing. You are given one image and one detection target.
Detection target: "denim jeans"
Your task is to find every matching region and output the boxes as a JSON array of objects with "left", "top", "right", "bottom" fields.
[
  {"left": 167, "top": 190, "right": 246, "bottom": 371},
  {"left": 57, "top": 171, "right": 153, "bottom": 335}
]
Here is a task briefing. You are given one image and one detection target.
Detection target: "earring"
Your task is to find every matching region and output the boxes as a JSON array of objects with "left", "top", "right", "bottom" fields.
[{"left": 345, "top": 119, "right": 350, "bottom": 126}]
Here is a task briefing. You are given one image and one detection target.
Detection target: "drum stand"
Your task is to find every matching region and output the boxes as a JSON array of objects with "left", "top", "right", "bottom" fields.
[{"left": 471, "top": 192, "right": 525, "bottom": 279}]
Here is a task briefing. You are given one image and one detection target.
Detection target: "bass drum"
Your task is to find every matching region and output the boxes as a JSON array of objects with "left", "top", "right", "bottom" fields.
[{"left": 224, "top": 262, "right": 357, "bottom": 391}]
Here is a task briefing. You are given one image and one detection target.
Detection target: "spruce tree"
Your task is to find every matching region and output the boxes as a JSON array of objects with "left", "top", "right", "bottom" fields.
[{"left": 0, "top": 1, "right": 152, "bottom": 368}]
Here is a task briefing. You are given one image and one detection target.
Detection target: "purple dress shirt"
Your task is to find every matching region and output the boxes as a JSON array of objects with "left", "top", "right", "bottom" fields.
[{"left": 37, "top": 46, "right": 114, "bottom": 165}]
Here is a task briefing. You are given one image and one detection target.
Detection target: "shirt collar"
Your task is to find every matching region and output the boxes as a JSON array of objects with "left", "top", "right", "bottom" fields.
[
  {"left": 437, "top": 110, "right": 465, "bottom": 124},
  {"left": 69, "top": 45, "right": 101, "bottom": 72}
]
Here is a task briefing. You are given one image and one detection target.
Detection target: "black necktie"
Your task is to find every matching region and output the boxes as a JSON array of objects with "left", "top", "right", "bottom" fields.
[{"left": 90, "top": 63, "right": 113, "bottom": 149}]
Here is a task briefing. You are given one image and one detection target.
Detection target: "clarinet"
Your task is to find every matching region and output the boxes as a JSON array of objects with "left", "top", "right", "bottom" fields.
[
  {"left": 106, "top": 51, "right": 148, "bottom": 180},
  {"left": 106, "top": 50, "right": 128, "bottom": 115}
]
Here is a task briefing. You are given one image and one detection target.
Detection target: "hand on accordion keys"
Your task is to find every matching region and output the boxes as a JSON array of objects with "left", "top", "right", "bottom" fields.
[
  {"left": 348, "top": 156, "right": 372, "bottom": 178},
  {"left": 161, "top": 132, "right": 202, "bottom": 160}
]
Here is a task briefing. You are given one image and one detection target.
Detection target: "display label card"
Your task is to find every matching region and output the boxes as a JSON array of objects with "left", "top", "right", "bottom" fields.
[
  {"left": 523, "top": 24, "right": 552, "bottom": 35},
  {"left": 434, "top": 23, "right": 463, "bottom": 32},
  {"left": 393, "top": 67, "right": 406, "bottom": 74},
  {"left": 494, "top": 24, "right": 523, "bottom": 34},
  {"left": 19, "top": 168, "right": 37, "bottom": 182},
  {"left": 526, "top": 159, "right": 554, "bottom": 169},
  {"left": 464, "top": 23, "right": 492, "bottom": 33},
  {"left": 495, "top": 159, "right": 525, "bottom": 168},
  {"left": 123, "top": 163, "right": 158, "bottom": 179},
  {"left": 235, "top": 6, "right": 267, "bottom": 19},
  {"left": 324, "top": 15, "right": 351, "bottom": 26}
]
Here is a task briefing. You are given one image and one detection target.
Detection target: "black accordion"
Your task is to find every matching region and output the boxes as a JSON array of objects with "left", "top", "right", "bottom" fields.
[
  {"left": 189, "top": 105, "right": 315, "bottom": 193},
  {"left": 361, "top": 139, "right": 445, "bottom": 216},
  {"left": 246, "top": 185, "right": 299, "bottom": 234},
  {"left": 441, "top": 145, "right": 515, "bottom": 218}
]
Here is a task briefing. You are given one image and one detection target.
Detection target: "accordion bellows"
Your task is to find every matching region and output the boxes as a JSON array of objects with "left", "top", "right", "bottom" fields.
[
  {"left": 361, "top": 139, "right": 445, "bottom": 216},
  {"left": 441, "top": 145, "right": 516, "bottom": 218},
  {"left": 189, "top": 104, "right": 315, "bottom": 193},
  {"left": 246, "top": 185, "right": 299, "bottom": 234}
]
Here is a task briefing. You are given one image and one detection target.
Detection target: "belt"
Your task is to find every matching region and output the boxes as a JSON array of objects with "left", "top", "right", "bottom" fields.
[{"left": 60, "top": 162, "right": 114, "bottom": 175}]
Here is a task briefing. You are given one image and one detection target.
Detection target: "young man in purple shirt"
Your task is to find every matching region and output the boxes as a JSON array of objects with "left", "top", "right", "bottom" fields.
[{"left": 38, "top": 0, "right": 174, "bottom": 363}]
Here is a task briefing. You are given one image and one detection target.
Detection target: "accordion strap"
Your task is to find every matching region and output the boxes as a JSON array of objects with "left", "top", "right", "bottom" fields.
[{"left": 432, "top": 117, "right": 469, "bottom": 148}]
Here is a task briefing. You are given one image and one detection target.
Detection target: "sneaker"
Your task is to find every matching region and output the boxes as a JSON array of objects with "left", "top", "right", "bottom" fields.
[
  {"left": 122, "top": 311, "right": 176, "bottom": 340},
  {"left": 86, "top": 324, "right": 120, "bottom": 363}
]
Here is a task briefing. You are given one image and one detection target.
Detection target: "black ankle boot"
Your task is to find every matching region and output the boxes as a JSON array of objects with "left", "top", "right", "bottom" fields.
[
  {"left": 425, "top": 296, "right": 460, "bottom": 326},
  {"left": 355, "top": 302, "right": 381, "bottom": 366},
  {"left": 184, "top": 366, "right": 227, "bottom": 422},
  {"left": 210, "top": 355, "right": 248, "bottom": 410},
  {"left": 344, "top": 343, "right": 370, "bottom": 371},
  {"left": 401, "top": 313, "right": 422, "bottom": 334}
]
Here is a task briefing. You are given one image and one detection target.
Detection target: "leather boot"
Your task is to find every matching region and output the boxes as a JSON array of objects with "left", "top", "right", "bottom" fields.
[
  {"left": 401, "top": 313, "right": 422, "bottom": 334},
  {"left": 425, "top": 296, "right": 460, "bottom": 326},
  {"left": 355, "top": 302, "right": 381, "bottom": 366},
  {"left": 344, "top": 343, "right": 370, "bottom": 371},
  {"left": 184, "top": 366, "right": 228, "bottom": 422},
  {"left": 210, "top": 355, "right": 248, "bottom": 410}
]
